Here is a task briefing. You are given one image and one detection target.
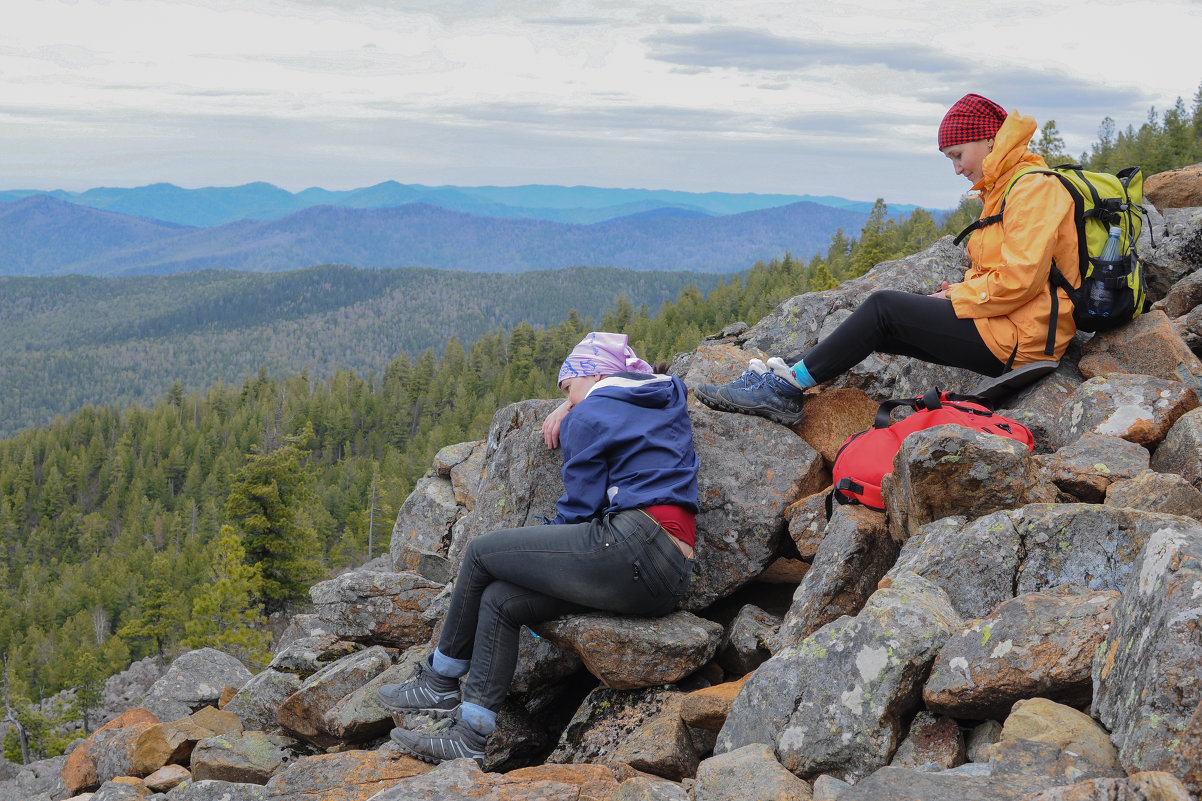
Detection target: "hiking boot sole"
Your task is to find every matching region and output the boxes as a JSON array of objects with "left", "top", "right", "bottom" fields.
[
  {"left": 390, "top": 727, "right": 485, "bottom": 767},
  {"left": 694, "top": 385, "right": 805, "bottom": 427}
]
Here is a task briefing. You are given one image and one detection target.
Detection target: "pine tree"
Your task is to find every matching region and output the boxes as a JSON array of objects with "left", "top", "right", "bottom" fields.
[
  {"left": 224, "top": 426, "right": 322, "bottom": 614},
  {"left": 182, "top": 526, "right": 271, "bottom": 669}
]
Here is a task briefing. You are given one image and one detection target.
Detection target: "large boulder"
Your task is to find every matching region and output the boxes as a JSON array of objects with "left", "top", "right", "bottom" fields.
[
  {"left": 1144, "top": 165, "right": 1202, "bottom": 209},
  {"left": 773, "top": 504, "right": 896, "bottom": 649},
  {"left": 1039, "top": 433, "right": 1150, "bottom": 502},
  {"left": 1000, "top": 697, "right": 1122, "bottom": 774},
  {"left": 138, "top": 648, "right": 251, "bottom": 723},
  {"left": 1140, "top": 206, "right": 1202, "bottom": 296},
  {"left": 222, "top": 669, "right": 302, "bottom": 733},
  {"left": 307, "top": 569, "right": 441, "bottom": 649},
  {"left": 1050, "top": 372, "right": 1198, "bottom": 450},
  {"left": 1105, "top": 469, "right": 1202, "bottom": 521},
  {"left": 1092, "top": 519, "right": 1202, "bottom": 784},
  {"left": 693, "top": 743, "right": 814, "bottom": 801},
  {"left": 389, "top": 474, "right": 460, "bottom": 574},
  {"left": 716, "top": 573, "right": 962, "bottom": 782},
  {"left": 882, "top": 425, "right": 1056, "bottom": 543},
  {"left": 924, "top": 586, "right": 1117, "bottom": 720},
  {"left": 534, "top": 610, "right": 722, "bottom": 690},
  {"left": 262, "top": 749, "right": 432, "bottom": 801},
  {"left": 886, "top": 504, "right": 1190, "bottom": 620},
  {"left": 276, "top": 646, "right": 392, "bottom": 748},
  {"left": 1077, "top": 313, "right": 1202, "bottom": 398},
  {"left": 547, "top": 685, "right": 699, "bottom": 780},
  {"left": 1150, "top": 407, "right": 1202, "bottom": 492}
]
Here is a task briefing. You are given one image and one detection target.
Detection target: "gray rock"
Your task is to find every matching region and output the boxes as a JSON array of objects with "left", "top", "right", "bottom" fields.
[
  {"left": 308, "top": 569, "right": 441, "bottom": 649},
  {"left": 222, "top": 669, "right": 302, "bottom": 733},
  {"left": 0, "top": 755, "right": 66, "bottom": 801},
  {"left": 97, "top": 656, "right": 167, "bottom": 728},
  {"left": 832, "top": 764, "right": 1061, "bottom": 801},
  {"left": 447, "top": 441, "right": 487, "bottom": 511},
  {"left": 924, "top": 586, "right": 1117, "bottom": 720},
  {"left": 276, "top": 646, "right": 392, "bottom": 748},
  {"left": 773, "top": 504, "right": 897, "bottom": 650},
  {"left": 610, "top": 776, "right": 692, "bottom": 801},
  {"left": 446, "top": 398, "right": 568, "bottom": 562},
  {"left": 508, "top": 626, "right": 583, "bottom": 695},
  {"left": 886, "top": 513, "right": 1019, "bottom": 620},
  {"left": 687, "top": 409, "right": 825, "bottom": 608},
  {"left": 1092, "top": 520, "right": 1202, "bottom": 780},
  {"left": 882, "top": 425, "right": 1055, "bottom": 543},
  {"left": 887, "top": 504, "right": 1187, "bottom": 620},
  {"left": 1078, "top": 313, "right": 1202, "bottom": 399},
  {"left": 693, "top": 743, "right": 814, "bottom": 801},
  {"left": 166, "top": 778, "right": 269, "bottom": 799},
  {"left": 267, "top": 635, "right": 358, "bottom": 676},
  {"left": 547, "top": 685, "right": 695, "bottom": 777},
  {"left": 1164, "top": 265, "right": 1202, "bottom": 318},
  {"left": 362, "top": 758, "right": 573, "bottom": 801},
  {"left": 1051, "top": 373, "right": 1199, "bottom": 450},
  {"left": 1040, "top": 433, "right": 1150, "bottom": 502},
  {"left": 716, "top": 573, "right": 962, "bottom": 782},
  {"left": 1106, "top": 469, "right": 1202, "bottom": 521},
  {"left": 966, "top": 720, "right": 1003, "bottom": 763},
  {"left": 535, "top": 610, "right": 722, "bottom": 690},
  {"left": 1140, "top": 206, "right": 1202, "bottom": 296},
  {"left": 389, "top": 474, "right": 460, "bottom": 573},
  {"left": 812, "top": 773, "right": 852, "bottom": 801},
  {"left": 323, "top": 647, "right": 424, "bottom": 743},
  {"left": 1150, "top": 407, "right": 1202, "bottom": 492},
  {"left": 92, "top": 781, "right": 153, "bottom": 800},
  {"left": 717, "top": 605, "right": 779, "bottom": 676},
  {"left": 785, "top": 490, "right": 829, "bottom": 561},
  {"left": 140, "top": 649, "right": 252, "bottom": 723},
  {"left": 190, "top": 731, "right": 286, "bottom": 784}
]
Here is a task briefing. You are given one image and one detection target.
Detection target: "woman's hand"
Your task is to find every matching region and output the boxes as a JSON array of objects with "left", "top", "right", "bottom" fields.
[
  {"left": 929, "top": 280, "right": 951, "bottom": 299},
  {"left": 542, "top": 400, "right": 572, "bottom": 449}
]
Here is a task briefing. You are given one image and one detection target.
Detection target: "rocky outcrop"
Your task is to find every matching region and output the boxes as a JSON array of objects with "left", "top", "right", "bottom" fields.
[{"left": 32, "top": 181, "right": 1202, "bottom": 801}]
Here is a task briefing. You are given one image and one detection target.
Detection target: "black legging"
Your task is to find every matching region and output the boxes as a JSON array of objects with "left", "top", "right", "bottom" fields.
[{"left": 786, "top": 290, "right": 1008, "bottom": 383}]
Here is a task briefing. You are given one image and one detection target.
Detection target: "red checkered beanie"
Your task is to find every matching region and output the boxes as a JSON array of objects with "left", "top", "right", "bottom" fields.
[{"left": 938, "top": 94, "right": 1007, "bottom": 149}]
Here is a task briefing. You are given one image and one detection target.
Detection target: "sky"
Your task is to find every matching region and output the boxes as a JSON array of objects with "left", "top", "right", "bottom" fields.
[{"left": 2, "top": 0, "right": 1199, "bottom": 209}]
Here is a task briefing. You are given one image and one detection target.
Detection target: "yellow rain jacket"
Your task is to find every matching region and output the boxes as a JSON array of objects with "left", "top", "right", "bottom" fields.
[{"left": 948, "top": 111, "right": 1079, "bottom": 365}]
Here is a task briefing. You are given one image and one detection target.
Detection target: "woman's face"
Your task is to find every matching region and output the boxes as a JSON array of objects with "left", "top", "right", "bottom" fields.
[
  {"left": 941, "top": 138, "right": 994, "bottom": 185},
  {"left": 560, "top": 374, "right": 602, "bottom": 406}
]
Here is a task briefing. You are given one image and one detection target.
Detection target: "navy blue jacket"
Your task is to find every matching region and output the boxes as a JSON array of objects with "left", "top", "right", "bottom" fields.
[{"left": 552, "top": 372, "right": 699, "bottom": 524}]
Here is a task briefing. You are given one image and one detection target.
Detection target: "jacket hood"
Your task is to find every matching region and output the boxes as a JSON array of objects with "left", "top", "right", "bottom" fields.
[
  {"left": 586, "top": 373, "right": 680, "bottom": 409},
  {"left": 976, "top": 111, "right": 1045, "bottom": 192}
]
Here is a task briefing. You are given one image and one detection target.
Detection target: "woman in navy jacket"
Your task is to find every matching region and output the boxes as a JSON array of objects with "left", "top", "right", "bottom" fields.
[{"left": 383, "top": 332, "right": 699, "bottom": 767}]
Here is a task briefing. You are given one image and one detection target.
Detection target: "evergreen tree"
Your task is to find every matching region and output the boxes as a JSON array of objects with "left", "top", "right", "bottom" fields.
[
  {"left": 182, "top": 526, "right": 271, "bottom": 669},
  {"left": 224, "top": 426, "right": 322, "bottom": 614}
]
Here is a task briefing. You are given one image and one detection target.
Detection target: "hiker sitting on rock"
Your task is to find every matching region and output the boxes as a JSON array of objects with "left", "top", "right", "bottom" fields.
[
  {"left": 694, "top": 93, "right": 1081, "bottom": 426},
  {"left": 380, "top": 331, "right": 699, "bottom": 767}
]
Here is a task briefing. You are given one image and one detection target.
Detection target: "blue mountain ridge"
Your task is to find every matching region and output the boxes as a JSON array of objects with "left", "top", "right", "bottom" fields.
[
  {"left": 0, "top": 180, "right": 931, "bottom": 228},
  {"left": 0, "top": 195, "right": 874, "bottom": 277}
]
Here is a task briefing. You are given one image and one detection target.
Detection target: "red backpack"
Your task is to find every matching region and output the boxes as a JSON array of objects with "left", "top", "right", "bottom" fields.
[{"left": 830, "top": 388, "right": 1035, "bottom": 511}]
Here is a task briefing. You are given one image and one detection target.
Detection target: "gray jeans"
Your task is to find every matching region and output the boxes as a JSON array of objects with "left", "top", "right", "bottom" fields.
[{"left": 438, "top": 508, "right": 694, "bottom": 710}]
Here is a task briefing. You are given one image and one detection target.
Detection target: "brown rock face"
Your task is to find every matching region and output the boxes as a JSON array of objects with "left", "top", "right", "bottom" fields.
[
  {"left": 795, "top": 387, "right": 877, "bottom": 466},
  {"left": 60, "top": 708, "right": 161, "bottom": 795},
  {"left": 1002, "top": 698, "right": 1123, "bottom": 773},
  {"left": 1145, "top": 164, "right": 1202, "bottom": 209},
  {"left": 264, "top": 749, "right": 432, "bottom": 801},
  {"left": 680, "top": 675, "right": 752, "bottom": 732},
  {"left": 889, "top": 711, "right": 965, "bottom": 771}
]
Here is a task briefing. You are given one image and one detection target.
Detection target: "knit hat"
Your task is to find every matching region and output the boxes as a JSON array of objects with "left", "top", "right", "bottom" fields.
[
  {"left": 557, "top": 332, "right": 652, "bottom": 385},
  {"left": 938, "top": 93, "right": 1007, "bottom": 150}
]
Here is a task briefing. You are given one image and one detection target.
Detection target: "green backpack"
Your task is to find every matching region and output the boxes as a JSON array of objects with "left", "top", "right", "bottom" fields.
[{"left": 955, "top": 164, "right": 1149, "bottom": 355}]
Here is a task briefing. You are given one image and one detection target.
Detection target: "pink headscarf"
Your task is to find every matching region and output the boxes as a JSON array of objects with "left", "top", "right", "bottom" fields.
[{"left": 557, "top": 332, "right": 652, "bottom": 385}]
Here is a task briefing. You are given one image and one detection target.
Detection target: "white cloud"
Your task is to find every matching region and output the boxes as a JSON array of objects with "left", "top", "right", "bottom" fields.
[{"left": 1, "top": 0, "right": 1198, "bottom": 208}]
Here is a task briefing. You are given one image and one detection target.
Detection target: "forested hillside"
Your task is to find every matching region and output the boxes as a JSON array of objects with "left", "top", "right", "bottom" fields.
[
  {"left": 0, "top": 265, "right": 724, "bottom": 436},
  {"left": 2, "top": 83, "right": 1199, "bottom": 761}
]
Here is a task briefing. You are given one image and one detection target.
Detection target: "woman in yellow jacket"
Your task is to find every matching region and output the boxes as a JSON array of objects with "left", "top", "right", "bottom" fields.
[{"left": 695, "top": 93, "right": 1079, "bottom": 425}]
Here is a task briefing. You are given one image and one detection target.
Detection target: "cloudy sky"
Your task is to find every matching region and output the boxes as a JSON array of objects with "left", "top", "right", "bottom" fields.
[{"left": 2, "top": 0, "right": 1199, "bottom": 209}]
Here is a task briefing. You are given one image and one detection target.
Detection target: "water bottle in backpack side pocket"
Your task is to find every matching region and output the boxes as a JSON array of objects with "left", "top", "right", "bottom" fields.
[{"left": 1088, "top": 225, "right": 1123, "bottom": 318}]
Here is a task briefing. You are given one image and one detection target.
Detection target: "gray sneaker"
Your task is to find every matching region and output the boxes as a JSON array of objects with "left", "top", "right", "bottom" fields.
[
  {"left": 694, "top": 370, "right": 805, "bottom": 426},
  {"left": 376, "top": 657, "right": 461, "bottom": 716},
  {"left": 390, "top": 712, "right": 488, "bottom": 767}
]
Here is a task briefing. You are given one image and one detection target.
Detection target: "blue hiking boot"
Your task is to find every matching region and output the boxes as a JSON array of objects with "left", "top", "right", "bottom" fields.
[
  {"left": 694, "top": 369, "right": 805, "bottom": 426},
  {"left": 377, "top": 657, "right": 461, "bottom": 717},
  {"left": 390, "top": 711, "right": 488, "bottom": 767}
]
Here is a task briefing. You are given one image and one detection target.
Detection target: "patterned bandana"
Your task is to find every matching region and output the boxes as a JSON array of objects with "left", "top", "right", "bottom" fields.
[
  {"left": 557, "top": 332, "right": 652, "bottom": 386},
  {"left": 938, "top": 94, "right": 1007, "bottom": 150}
]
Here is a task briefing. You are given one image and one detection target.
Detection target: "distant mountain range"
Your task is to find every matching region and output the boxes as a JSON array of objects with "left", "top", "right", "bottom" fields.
[
  {"left": 0, "top": 194, "right": 874, "bottom": 276},
  {"left": 0, "top": 180, "right": 928, "bottom": 227}
]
